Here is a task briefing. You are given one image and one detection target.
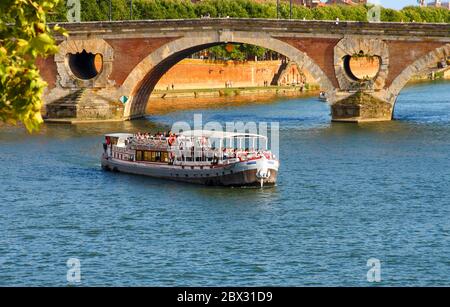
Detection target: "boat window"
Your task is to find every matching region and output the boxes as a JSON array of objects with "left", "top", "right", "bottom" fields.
[
  {"left": 136, "top": 150, "right": 143, "bottom": 161},
  {"left": 140, "top": 151, "right": 168, "bottom": 162},
  {"left": 162, "top": 152, "right": 169, "bottom": 162},
  {"left": 144, "top": 151, "right": 151, "bottom": 161},
  {"left": 155, "top": 151, "right": 161, "bottom": 162}
]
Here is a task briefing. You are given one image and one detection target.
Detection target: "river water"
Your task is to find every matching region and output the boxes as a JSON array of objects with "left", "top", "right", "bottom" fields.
[{"left": 1, "top": 81, "right": 450, "bottom": 286}]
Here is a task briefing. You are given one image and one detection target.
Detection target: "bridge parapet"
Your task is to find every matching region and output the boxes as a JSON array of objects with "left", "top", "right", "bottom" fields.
[{"left": 53, "top": 19, "right": 450, "bottom": 41}]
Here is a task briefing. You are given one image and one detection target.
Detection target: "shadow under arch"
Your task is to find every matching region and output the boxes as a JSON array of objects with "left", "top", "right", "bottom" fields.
[{"left": 121, "top": 31, "right": 336, "bottom": 119}]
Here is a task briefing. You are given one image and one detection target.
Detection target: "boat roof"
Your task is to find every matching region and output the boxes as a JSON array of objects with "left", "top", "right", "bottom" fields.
[
  {"left": 105, "top": 133, "right": 134, "bottom": 138},
  {"left": 179, "top": 130, "right": 267, "bottom": 139}
]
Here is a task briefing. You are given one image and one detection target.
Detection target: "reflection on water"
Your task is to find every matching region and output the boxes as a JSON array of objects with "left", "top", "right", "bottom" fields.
[
  {"left": 146, "top": 91, "right": 317, "bottom": 115},
  {"left": 0, "top": 81, "right": 450, "bottom": 286}
]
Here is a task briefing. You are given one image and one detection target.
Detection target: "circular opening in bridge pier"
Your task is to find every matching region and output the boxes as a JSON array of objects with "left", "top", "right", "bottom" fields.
[
  {"left": 68, "top": 50, "right": 103, "bottom": 80},
  {"left": 343, "top": 52, "right": 380, "bottom": 81}
]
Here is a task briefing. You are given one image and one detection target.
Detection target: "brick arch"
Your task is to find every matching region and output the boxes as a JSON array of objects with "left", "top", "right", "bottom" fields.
[
  {"left": 121, "top": 31, "right": 336, "bottom": 119},
  {"left": 386, "top": 43, "right": 450, "bottom": 104}
]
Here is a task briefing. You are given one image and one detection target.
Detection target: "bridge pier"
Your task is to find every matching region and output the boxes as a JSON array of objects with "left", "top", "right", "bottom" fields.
[{"left": 331, "top": 91, "right": 394, "bottom": 123}]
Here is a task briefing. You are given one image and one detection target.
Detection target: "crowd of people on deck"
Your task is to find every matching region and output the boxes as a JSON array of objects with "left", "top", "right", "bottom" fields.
[
  {"left": 127, "top": 131, "right": 273, "bottom": 161},
  {"left": 132, "top": 131, "right": 175, "bottom": 141},
  {"left": 127, "top": 131, "right": 178, "bottom": 146}
]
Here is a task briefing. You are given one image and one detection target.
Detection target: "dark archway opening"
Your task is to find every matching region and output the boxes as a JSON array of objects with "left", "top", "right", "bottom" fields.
[{"left": 68, "top": 50, "right": 103, "bottom": 80}]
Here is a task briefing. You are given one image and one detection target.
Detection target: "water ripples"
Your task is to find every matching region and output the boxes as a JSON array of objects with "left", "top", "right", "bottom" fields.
[{"left": 1, "top": 82, "right": 450, "bottom": 285}]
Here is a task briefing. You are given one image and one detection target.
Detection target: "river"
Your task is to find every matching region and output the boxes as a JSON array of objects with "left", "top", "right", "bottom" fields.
[{"left": 1, "top": 81, "right": 449, "bottom": 286}]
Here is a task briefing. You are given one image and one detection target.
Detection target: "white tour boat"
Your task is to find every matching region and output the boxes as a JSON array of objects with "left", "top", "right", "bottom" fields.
[{"left": 101, "top": 130, "right": 279, "bottom": 187}]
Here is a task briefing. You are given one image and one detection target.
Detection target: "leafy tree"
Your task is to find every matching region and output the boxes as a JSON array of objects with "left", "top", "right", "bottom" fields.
[
  {"left": 381, "top": 8, "right": 406, "bottom": 22},
  {"left": 81, "top": 0, "right": 109, "bottom": 21},
  {"left": 243, "top": 44, "right": 266, "bottom": 59},
  {"left": 47, "top": 0, "right": 68, "bottom": 22},
  {"left": 399, "top": 6, "right": 420, "bottom": 22},
  {"left": 291, "top": 5, "right": 314, "bottom": 20},
  {"left": 0, "top": 0, "right": 66, "bottom": 132},
  {"left": 340, "top": 4, "right": 367, "bottom": 21},
  {"left": 312, "top": 5, "right": 344, "bottom": 21},
  {"left": 418, "top": 7, "right": 448, "bottom": 23},
  {"left": 194, "top": 1, "right": 218, "bottom": 18},
  {"left": 207, "top": 43, "right": 267, "bottom": 61},
  {"left": 48, "top": 0, "right": 450, "bottom": 23}
]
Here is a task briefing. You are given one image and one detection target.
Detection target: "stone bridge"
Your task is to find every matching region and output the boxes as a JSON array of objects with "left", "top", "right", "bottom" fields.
[{"left": 38, "top": 18, "right": 450, "bottom": 122}]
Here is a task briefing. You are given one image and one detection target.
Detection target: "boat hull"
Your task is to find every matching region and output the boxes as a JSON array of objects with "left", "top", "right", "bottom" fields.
[{"left": 101, "top": 156, "right": 278, "bottom": 187}]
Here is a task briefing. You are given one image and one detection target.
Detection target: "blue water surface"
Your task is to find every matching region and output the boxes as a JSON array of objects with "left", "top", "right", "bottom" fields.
[{"left": 1, "top": 81, "right": 450, "bottom": 286}]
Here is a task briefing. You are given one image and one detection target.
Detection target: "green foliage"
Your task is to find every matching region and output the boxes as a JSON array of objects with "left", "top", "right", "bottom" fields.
[
  {"left": 134, "top": 0, "right": 196, "bottom": 20},
  {"left": 48, "top": 0, "right": 68, "bottom": 22},
  {"left": 47, "top": 0, "right": 450, "bottom": 23},
  {"left": 400, "top": 6, "right": 424, "bottom": 22},
  {"left": 416, "top": 6, "right": 448, "bottom": 23},
  {"left": 312, "top": 5, "right": 344, "bottom": 20},
  {"left": 0, "top": 0, "right": 66, "bottom": 132},
  {"left": 206, "top": 43, "right": 268, "bottom": 61},
  {"left": 339, "top": 4, "right": 367, "bottom": 21},
  {"left": 380, "top": 8, "right": 406, "bottom": 22}
]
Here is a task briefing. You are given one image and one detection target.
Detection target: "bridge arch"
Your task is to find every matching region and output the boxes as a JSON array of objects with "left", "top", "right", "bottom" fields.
[
  {"left": 386, "top": 43, "right": 450, "bottom": 106},
  {"left": 121, "top": 31, "right": 336, "bottom": 119}
]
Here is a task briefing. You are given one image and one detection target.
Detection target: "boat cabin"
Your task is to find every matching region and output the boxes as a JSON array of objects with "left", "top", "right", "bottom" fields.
[{"left": 104, "top": 130, "right": 273, "bottom": 165}]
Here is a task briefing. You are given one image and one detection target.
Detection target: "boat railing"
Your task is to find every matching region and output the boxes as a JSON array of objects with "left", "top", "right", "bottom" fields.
[
  {"left": 130, "top": 138, "right": 169, "bottom": 151},
  {"left": 173, "top": 160, "right": 218, "bottom": 167},
  {"left": 168, "top": 146, "right": 274, "bottom": 162},
  {"left": 169, "top": 147, "right": 221, "bottom": 161},
  {"left": 112, "top": 145, "right": 135, "bottom": 155}
]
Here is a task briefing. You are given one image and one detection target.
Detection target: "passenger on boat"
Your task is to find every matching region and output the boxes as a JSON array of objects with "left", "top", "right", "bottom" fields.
[{"left": 168, "top": 134, "right": 176, "bottom": 146}]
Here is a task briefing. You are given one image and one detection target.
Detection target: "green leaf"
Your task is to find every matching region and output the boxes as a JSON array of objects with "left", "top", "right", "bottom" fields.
[{"left": 0, "top": 0, "right": 63, "bottom": 132}]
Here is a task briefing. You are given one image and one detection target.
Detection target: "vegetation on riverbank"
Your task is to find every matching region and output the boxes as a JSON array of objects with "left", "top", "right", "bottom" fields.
[{"left": 50, "top": 0, "right": 450, "bottom": 23}]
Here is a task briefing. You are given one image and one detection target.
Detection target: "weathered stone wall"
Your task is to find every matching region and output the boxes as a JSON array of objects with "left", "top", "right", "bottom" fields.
[{"left": 332, "top": 91, "right": 393, "bottom": 122}]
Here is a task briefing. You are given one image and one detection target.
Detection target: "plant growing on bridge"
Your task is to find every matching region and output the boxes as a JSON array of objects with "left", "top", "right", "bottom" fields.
[
  {"left": 0, "top": 0, "right": 66, "bottom": 132},
  {"left": 351, "top": 51, "right": 377, "bottom": 60}
]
